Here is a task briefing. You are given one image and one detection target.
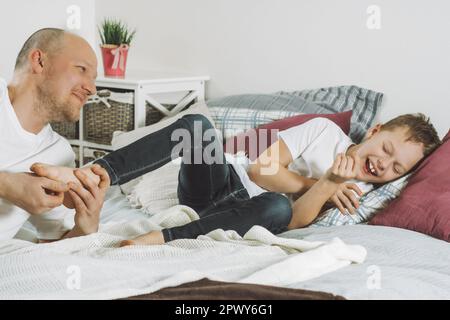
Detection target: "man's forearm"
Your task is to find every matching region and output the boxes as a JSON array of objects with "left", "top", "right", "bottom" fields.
[
  {"left": 288, "top": 179, "right": 339, "bottom": 229},
  {"left": 248, "top": 164, "right": 317, "bottom": 194}
]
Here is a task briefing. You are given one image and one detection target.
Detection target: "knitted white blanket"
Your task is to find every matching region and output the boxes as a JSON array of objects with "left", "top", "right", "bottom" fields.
[{"left": 0, "top": 205, "right": 366, "bottom": 300}]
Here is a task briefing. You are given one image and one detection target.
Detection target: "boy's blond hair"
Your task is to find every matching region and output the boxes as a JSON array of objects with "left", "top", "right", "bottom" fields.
[{"left": 380, "top": 113, "right": 441, "bottom": 157}]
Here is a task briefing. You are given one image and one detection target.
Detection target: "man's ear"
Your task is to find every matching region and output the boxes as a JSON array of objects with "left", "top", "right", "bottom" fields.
[
  {"left": 365, "top": 123, "right": 382, "bottom": 139},
  {"left": 29, "top": 49, "right": 45, "bottom": 74}
]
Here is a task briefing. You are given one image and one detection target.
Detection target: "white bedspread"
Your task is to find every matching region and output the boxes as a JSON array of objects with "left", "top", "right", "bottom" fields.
[
  {"left": 281, "top": 225, "right": 450, "bottom": 300},
  {"left": 0, "top": 204, "right": 366, "bottom": 300}
]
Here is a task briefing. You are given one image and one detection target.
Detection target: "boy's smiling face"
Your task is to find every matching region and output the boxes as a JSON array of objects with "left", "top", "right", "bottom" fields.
[{"left": 348, "top": 124, "right": 425, "bottom": 183}]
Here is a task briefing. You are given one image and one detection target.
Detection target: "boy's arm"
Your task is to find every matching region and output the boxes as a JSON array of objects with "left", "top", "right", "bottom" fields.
[
  {"left": 288, "top": 179, "right": 340, "bottom": 229},
  {"left": 247, "top": 139, "right": 317, "bottom": 194},
  {"left": 288, "top": 153, "right": 360, "bottom": 229}
]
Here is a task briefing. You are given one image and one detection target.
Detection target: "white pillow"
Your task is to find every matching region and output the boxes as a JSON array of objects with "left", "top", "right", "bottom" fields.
[{"left": 126, "top": 159, "right": 181, "bottom": 215}]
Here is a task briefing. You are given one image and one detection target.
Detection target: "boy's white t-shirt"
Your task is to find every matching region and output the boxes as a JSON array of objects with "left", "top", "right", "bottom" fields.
[
  {"left": 0, "top": 78, "right": 76, "bottom": 241},
  {"left": 225, "top": 117, "right": 373, "bottom": 201}
]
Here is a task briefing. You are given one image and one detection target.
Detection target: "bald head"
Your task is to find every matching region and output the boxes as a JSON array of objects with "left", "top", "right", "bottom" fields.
[
  {"left": 14, "top": 28, "right": 68, "bottom": 71},
  {"left": 15, "top": 28, "right": 97, "bottom": 76}
]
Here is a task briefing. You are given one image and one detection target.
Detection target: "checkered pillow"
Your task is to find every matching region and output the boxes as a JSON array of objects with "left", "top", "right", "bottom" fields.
[
  {"left": 207, "top": 93, "right": 320, "bottom": 141},
  {"left": 207, "top": 85, "right": 383, "bottom": 143},
  {"left": 277, "top": 85, "right": 383, "bottom": 143},
  {"left": 310, "top": 174, "right": 410, "bottom": 227},
  {"left": 209, "top": 107, "right": 304, "bottom": 141}
]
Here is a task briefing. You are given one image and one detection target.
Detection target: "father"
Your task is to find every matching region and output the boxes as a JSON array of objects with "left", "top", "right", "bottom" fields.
[{"left": 0, "top": 28, "right": 109, "bottom": 241}]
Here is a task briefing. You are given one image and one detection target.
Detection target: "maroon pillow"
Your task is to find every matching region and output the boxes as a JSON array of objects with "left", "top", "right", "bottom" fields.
[
  {"left": 370, "top": 130, "right": 450, "bottom": 242},
  {"left": 224, "top": 111, "right": 352, "bottom": 160}
]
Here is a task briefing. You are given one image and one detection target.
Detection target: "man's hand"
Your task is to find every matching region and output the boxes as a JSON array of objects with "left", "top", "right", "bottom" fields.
[
  {"left": 327, "top": 183, "right": 363, "bottom": 215},
  {"left": 0, "top": 171, "right": 69, "bottom": 214},
  {"left": 66, "top": 165, "right": 110, "bottom": 236},
  {"left": 325, "top": 153, "right": 360, "bottom": 185}
]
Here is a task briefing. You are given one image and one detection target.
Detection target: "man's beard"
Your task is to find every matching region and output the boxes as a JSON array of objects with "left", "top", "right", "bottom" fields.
[{"left": 36, "top": 81, "right": 80, "bottom": 123}]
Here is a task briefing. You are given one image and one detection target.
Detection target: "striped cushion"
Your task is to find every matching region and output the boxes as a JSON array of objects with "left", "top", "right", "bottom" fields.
[
  {"left": 209, "top": 107, "right": 304, "bottom": 141},
  {"left": 277, "top": 85, "right": 383, "bottom": 142},
  {"left": 207, "top": 85, "right": 383, "bottom": 143},
  {"left": 310, "top": 174, "right": 410, "bottom": 227},
  {"left": 207, "top": 94, "right": 319, "bottom": 141}
]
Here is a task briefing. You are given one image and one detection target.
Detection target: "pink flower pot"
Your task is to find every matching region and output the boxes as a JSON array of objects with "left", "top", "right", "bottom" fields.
[{"left": 101, "top": 45, "right": 129, "bottom": 77}]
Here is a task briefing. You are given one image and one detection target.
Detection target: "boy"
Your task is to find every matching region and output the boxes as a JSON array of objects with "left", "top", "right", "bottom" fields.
[
  {"left": 31, "top": 113, "right": 441, "bottom": 245},
  {"left": 248, "top": 113, "right": 441, "bottom": 228}
]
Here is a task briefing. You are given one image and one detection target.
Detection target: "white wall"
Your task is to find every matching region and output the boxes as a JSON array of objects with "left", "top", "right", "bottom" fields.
[
  {"left": 4, "top": 1, "right": 447, "bottom": 137},
  {"left": 1, "top": 0, "right": 95, "bottom": 81},
  {"left": 95, "top": 0, "right": 450, "bottom": 138}
]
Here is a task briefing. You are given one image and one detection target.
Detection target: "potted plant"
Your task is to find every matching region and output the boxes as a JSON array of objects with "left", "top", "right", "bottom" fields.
[{"left": 98, "top": 18, "right": 136, "bottom": 77}]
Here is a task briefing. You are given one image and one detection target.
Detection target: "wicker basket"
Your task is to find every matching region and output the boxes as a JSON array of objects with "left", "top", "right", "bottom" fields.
[
  {"left": 145, "top": 99, "right": 196, "bottom": 126},
  {"left": 51, "top": 122, "right": 79, "bottom": 140},
  {"left": 145, "top": 102, "right": 175, "bottom": 125},
  {"left": 83, "top": 89, "right": 135, "bottom": 145}
]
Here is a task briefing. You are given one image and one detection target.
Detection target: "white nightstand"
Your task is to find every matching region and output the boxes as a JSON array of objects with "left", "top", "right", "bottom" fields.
[{"left": 66, "top": 70, "right": 210, "bottom": 166}]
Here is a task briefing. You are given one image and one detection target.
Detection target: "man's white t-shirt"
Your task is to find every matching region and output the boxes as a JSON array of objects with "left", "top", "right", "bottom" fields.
[
  {"left": 0, "top": 78, "right": 76, "bottom": 241},
  {"left": 225, "top": 117, "right": 373, "bottom": 202}
]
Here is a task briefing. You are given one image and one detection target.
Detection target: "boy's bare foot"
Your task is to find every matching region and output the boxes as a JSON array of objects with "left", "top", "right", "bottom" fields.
[
  {"left": 119, "top": 231, "right": 165, "bottom": 247},
  {"left": 30, "top": 163, "right": 101, "bottom": 208},
  {"left": 31, "top": 163, "right": 101, "bottom": 185}
]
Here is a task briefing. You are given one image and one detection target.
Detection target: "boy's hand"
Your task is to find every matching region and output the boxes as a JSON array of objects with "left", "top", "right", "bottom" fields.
[
  {"left": 325, "top": 153, "right": 360, "bottom": 185},
  {"left": 328, "top": 183, "right": 363, "bottom": 215}
]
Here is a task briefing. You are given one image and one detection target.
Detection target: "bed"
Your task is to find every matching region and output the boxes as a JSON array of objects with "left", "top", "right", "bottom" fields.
[
  {"left": 2, "top": 186, "right": 448, "bottom": 300},
  {"left": 1, "top": 88, "right": 449, "bottom": 300},
  {"left": 87, "top": 191, "right": 450, "bottom": 300},
  {"left": 129, "top": 221, "right": 450, "bottom": 300}
]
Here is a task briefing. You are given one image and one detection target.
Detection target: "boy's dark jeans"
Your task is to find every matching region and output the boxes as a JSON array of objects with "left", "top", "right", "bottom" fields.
[{"left": 95, "top": 114, "right": 292, "bottom": 241}]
